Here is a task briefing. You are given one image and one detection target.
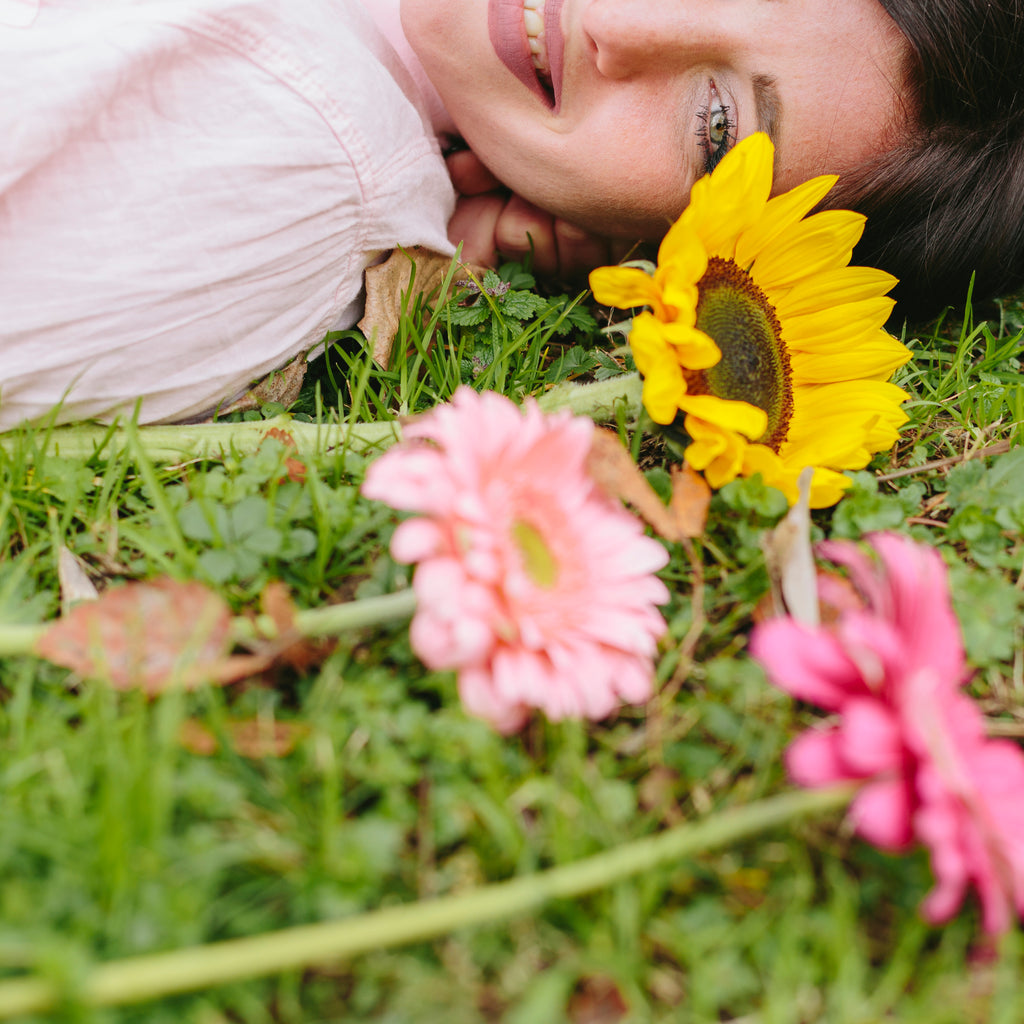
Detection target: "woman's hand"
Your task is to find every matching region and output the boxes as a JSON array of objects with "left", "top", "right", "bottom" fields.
[{"left": 445, "top": 148, "right": 630, "bottom": 279}]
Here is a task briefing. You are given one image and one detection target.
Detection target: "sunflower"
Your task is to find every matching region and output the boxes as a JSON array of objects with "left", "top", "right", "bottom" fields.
[{"left": 589, "top": 132, "right": 910, "bottom": 508}]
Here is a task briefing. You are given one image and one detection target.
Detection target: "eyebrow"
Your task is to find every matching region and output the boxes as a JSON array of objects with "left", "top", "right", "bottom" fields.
[{"left": 752, "top": 73, "right": 782, "bottom": 144}]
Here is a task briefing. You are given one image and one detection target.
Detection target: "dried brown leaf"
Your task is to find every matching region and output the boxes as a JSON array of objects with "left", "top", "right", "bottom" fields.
[
  {"left": 261, "top": 581, "right": 296, "bottom": 634},
  {"left": 250, "top": 582, "right": 334, "bottom": 673},
  {"left": 569, "top": 976, "right": 629, "bottom": 1024},
  {"left": 35, "top": 579, "right": 235, "bottom": 692},
  {"left": 587, "top": 429, "right": 709, "bottom": 541},
  {"left": 262, "top": 428, "right": 307, "bottom": 483},
  {"left": 218, "top": 355, "right": 307, "bottom": 417},
  {"left": 57, "top": 546, "right": 99, "bottom": 615},
  {"left": 587, "top": 429, "right": 678, "bottom": 538},
  {"left": 760, "top": 466, "right": 818, "bottom": 624},
  {"left": 358, "top": 247, "right": 485, "bottom": 367},
  {"left": 179, "top": 718, "right": 308, "bottom": 758},
  {"left": 669, "top": 463, "right": 711, "bottom": 538}
]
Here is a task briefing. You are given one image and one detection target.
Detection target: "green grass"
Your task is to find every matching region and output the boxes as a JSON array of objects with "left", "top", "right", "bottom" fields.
[{"left": 1, "top": 262, "right": 1024, "bottom": 1022}]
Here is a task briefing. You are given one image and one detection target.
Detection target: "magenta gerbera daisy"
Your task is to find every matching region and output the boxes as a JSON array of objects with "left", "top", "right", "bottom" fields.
[{"left": 751, "top": 532, "right": 1024, "bottom": 933}]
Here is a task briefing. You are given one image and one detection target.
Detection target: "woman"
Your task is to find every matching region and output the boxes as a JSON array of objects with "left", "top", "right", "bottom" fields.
[
  {"left": 0, "top": 0, "right": 1020, "bottom": 429},
  {"left": 436, "top": 0, "right": 1024, "bottom": 320}
]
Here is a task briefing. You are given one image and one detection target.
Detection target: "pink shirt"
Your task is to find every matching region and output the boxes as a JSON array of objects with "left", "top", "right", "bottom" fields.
[{"left": 0, "top": 0, "right": 455, "bottom": 427}]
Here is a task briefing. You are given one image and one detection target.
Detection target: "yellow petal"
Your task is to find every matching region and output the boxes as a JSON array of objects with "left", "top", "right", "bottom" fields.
[
  {"left": 782, "top": 298, "right": 897, "bottom": 350},
  {"left": 658, "top": 321, "right": 721, "bottom": 369},
  {"left": 629, "top": 313, "right": 687, "bottom": 424},
  {"left": 803, "top": 469, "right": 854, "bottom": 508},
  {"left": 684, "top": 416, "right": 748, "bottom": 487},
  {"left": 791, "top": 380, "right": 908, "bottom": 426},
  {"left": 773, "top": 266, "right": 899, "bottom": 318},
  {"left": 681, "top": 133, "right": 774, "bottom": 256},
  {"left": 790, "top": 338, "right": 911, "bottom": 385},
  {"left": 784, "top": 381, "right": 908, "bottom": 466},
  {"left": 589, "top": 266, "right": 664, "bottom": 317},
  {"left": 750, "top": 211, "right": 867, "bottom": 294},
  {"left": 741, "top": 444, "right": 852, "bottom": 508},
  {"left": 656, "top": 277, "right": 700, "bottom": 327},
  {"left": 656, "top": 218, "right": 709, "bottom": 282},
  {"left": 735, "top": 173, "right": 838, "bottom": 269},
  {"left": 677, "top": 394, "right": 768, "bottom": 439}
]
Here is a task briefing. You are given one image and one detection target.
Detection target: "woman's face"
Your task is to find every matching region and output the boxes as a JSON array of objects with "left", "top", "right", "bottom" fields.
[{"left": 401, "top": 0, "right": 911, "bottom": 238}]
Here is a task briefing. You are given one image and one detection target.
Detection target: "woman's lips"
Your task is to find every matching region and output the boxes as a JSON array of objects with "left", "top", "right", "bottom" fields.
[
  {"left": 545, "top": 0, "right": 565, "bottom": 110},
  {"left": 488, "top": 0, "right": 564, "bottom": 110}
]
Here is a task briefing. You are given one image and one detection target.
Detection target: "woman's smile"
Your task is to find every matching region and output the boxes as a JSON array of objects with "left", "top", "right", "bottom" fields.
[{"left": 489, "top": 0, "right": 565, "bottom": 108}]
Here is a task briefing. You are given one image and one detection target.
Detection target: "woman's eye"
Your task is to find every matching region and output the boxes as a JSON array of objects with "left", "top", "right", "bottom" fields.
[{"left": 696, "top": 82, "right": 735, "bottom": 174}]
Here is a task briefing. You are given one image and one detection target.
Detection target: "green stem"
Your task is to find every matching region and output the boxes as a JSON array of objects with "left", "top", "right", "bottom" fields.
[
  {"left": 2, "top": 416, "right": 401, "bottom": 463},
  {"left": 236, "top": 589, "right": 418, "bottom": 643},
  {"left": 0, "top": 785, "right": 853, "bottom": 1017},
  {"left": 537, "top": 373, "right": 641, "bottom": 420},
  {"left": 2, "top": 377, "right": 642, "bottom": 465},
  {"left": 0, "top": 624, "right": 46, "bottom": 658}
]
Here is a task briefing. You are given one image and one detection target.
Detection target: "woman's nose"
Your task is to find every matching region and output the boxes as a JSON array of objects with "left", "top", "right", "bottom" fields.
[{"left": 582, "top": 0, "right": 742, "bottom": 79}]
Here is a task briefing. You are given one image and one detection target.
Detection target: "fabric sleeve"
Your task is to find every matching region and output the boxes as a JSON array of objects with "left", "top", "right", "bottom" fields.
[{"left": 0, "top": 0, "right": 455, "bottom": 428}]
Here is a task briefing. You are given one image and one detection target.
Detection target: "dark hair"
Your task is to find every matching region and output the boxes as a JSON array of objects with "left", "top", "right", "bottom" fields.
[{"left": 822, "top": 0, "right": 1024, "bottom": 321}]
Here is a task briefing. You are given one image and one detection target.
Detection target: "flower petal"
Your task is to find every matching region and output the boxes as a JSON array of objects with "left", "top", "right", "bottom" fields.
[{"left": 589, "top": 266, "right": 665, "bottom": 317}]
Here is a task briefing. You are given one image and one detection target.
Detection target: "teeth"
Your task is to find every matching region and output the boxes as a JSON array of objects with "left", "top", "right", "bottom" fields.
[{"left": 523, "top": 0, "right": 551, "bottom": 83}]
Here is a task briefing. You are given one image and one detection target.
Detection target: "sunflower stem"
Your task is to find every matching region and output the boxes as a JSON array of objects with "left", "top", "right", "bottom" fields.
[
  {"left": 537, "top": 373, "right": 642, "bottom": 421},
  {"left": 0, "top": 416, "right": 401, "bottom": 463},
  {"left": 2, "top": 376, "right": 643, "bottom": 466},
  {"left": 0, "top": 784, "right": 854, "bottom": 1017}
]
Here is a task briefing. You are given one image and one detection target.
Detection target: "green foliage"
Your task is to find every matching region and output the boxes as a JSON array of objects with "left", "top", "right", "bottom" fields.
[
  {"left": 1, "top": 272, "right": 1024, "bottom": 1022},
  {"left": 323, "top": 259, "right": 614, "bottom": 423},
  {"left": 829, "top": 471, "right": 926, "bottom": 538}
]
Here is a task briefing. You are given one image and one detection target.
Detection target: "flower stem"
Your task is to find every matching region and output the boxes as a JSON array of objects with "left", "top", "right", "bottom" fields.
[
  {"left": 0, "top": 624, "right": 46, "bottom": 658},
  {"left": 2, "top": 377, "right": 642, "bottom": 466},
  {"left": 1, "top": 415, "right": 401, "bottom": 463},
  {"left": 234, "top": 589, "right": 419, "bottom": 643},
  {"left": 537, "top": 373, "right": 641, "bottom": 421},
  {"left": 0, "top": 784, "right": 853, "bottom": 1017}
]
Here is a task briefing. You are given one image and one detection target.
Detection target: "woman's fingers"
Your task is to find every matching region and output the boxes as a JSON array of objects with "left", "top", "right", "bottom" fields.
[
  {"left": 445, "top": 149, "right": 503, "bottom": 196},
  {"left": 494, "top": 195, "right": 560, "bottom": 275},
  {"left": 447, "top": 192, "right": 506, "bottom": 266},
  {"left": 447, "top": 173, "right": 639, "bottom": 278}
]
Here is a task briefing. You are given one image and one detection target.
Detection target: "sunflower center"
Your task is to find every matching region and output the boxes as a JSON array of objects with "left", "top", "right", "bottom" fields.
[
  {"left": 686, "top": 257, "right": 793, "bottom": 450},
  {"left": 512, "top": 519, "right": 559, "bottom": 589}
]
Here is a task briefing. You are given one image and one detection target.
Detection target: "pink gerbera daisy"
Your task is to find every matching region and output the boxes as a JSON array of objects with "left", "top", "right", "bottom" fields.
[
  {"left": 361, "top": 387, "right": 670, "bottom": 733},
  {"left": 751, "top": 532, "right": 1024, "bottom": 933}
]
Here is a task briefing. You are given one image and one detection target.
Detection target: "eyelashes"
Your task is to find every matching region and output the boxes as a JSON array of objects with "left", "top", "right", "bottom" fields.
[{"left": 696, "top": 82, "right": 736, "bottom": 174}]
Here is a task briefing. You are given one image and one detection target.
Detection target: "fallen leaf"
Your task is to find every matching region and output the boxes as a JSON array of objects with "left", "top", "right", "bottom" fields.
[
  {"left": 358, "top": 247, "right": 486, "bottom": 367},
  {"left": 637, "top": 765, "right": 684, "bottom": 825},
  {"left": 216, "top": 354, "right": 308, "bottom": 417},
  {"left": 669, "top": 463, "right": 711, "bottom": 538},
  {"left": 587, "top": 429, "right": 708, "bottom": 541},
  {"left": 760, "top": 465, "right": 819, "bottom": 624},
  {"left": 250, "top": 582, "right": 334, "bottom": 674},
  {"left": 261, "top": 581, "right": 296, "bottom": 634},
  {"left": 262, "top": 428, "right": 307, "bottom": 483},
  {"left": 568, "top": 976, "right": 629, "bottom": 1024},
  {"left": 35, "top": 579, "right": 236, "bottom": 692},
  {"left": 57, "top": 546, "right": 99, "bottom": 615},
  {"left": 179, "top": 718, "right": 308, "bottom": 758}
]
